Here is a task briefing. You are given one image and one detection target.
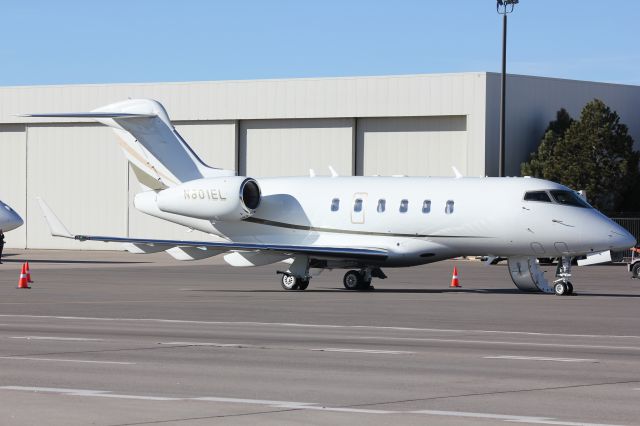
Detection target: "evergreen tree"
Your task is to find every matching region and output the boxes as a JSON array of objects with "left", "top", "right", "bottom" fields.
[
  {"left": 521, "top": 108, "right": 573, "bottom": 180},
  {"left": 521, "top": 99, "right": 639, "bottom": 212}
]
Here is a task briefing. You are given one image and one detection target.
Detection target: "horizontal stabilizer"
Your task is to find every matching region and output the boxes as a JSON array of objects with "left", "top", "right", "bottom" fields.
[{"left": 19, "top": 112, "right": 155, "bottom": 119}]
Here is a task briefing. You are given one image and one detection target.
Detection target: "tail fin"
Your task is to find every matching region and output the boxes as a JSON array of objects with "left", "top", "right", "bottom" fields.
[{"left": 22, "top": 99, "right": 235, "bottom": 189}]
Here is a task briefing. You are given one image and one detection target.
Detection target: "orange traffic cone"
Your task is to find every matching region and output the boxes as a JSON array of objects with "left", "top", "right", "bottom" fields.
[
  {"left": 18, "top": 264, "right": 31, "bottom": 289},
  {"left": 450, "top": 266, "right": 461, "bottom": 288},
  {"left": 25, "top": 261, "right": 34, "bottom": 283}
]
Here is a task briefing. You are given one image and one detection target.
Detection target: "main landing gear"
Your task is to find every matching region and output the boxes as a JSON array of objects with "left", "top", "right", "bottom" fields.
[
  {"left": 343, "top": 269, "right": 376, "bottom": 291},
  {"left": 280, "top": 273, "right": 310, "bottom": 291}
]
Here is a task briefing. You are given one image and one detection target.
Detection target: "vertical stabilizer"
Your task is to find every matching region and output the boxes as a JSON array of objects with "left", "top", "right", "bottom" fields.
[{"left": 23, "top": 99, "right": 236, "bottom": 189}]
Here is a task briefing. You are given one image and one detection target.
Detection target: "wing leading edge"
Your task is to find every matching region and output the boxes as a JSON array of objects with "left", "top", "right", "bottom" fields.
[{"left": 36, "top": 198, "right": 388, "bottom": 262}]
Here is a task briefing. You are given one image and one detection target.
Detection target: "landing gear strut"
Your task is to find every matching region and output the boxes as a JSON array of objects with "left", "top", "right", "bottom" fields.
[
  {"left": 343, "top": 269, "right": 374, "bottom": 291},
  {"left": 553, "top": 257, "right": 574, "bottom": 296}
]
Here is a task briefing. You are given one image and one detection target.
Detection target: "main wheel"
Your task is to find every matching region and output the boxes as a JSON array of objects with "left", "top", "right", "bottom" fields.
[
  {"left": 281, "top": 274, "right": 299, "bottom": 291},
  {"left": 554, "top": 282, "right": 568, "bottom": 296},
  {"left": 632, "top": 263, "right": 640, "bottom": 278},
  {"left": 343, "top": 270, "right": 361, "bottom": 290},
  {"left": 566, "top": 282, "right": 574, "bottom": 295},
  {"left": 298, "top": 279, "right": 310, "bottom": 291}
]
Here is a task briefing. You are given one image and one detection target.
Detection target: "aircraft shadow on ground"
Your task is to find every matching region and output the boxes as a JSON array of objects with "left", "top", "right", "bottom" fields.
[
  {"left": 184, "top": 287, "right": 640, "bottom": 297},
  {"left": 185, "top": 288, "right": 525, "bottom": 295}
]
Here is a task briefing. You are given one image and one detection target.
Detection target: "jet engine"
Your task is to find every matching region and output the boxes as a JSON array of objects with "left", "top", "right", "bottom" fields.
[{"left": 156, "top": 176, "right": 261, "bottom": 221}]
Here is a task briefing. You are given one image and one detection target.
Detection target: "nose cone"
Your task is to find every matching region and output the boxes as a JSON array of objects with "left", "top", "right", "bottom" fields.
[
  {"left": 609, "top": 222, "right": 636, "bottom": 251},
  {"left": 0, "top": 203, "right": 23, "bottom": 232}
]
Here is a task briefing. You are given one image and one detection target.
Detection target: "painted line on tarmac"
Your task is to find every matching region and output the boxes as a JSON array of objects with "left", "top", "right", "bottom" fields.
[
  {"left": 0, "top": 386, "right": 623, "bottom": 425},
  {"left": 354, "top": 336, "right": 640, "bottom": 351},
  {"left": 311, "top": 348, "right": 414, "bottom": 355},
  {"left": 2, "top": 315, "right": 639, "bottom": 352},
  {"left": 409, "top": 410, "right": 621, "bottom": 426},
  {"left": 0, "top": 357, "right": 134, "bottom": 365},
  {"left": 0, "top": 387, "right": 175, "bottom": 400},
  {"left": 1, "top": 314, "right": 640, "bottom": 340},
  {"left": 10, "top": 336, "right": 103, "bottom": 342},
  {"left": 484, "top": 355, "right": 598, "bottom": 363}
]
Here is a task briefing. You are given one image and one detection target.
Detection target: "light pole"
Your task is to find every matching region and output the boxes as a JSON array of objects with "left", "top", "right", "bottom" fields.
[{"left": 496, "top": 0, "right": 518, "bottom": 177}]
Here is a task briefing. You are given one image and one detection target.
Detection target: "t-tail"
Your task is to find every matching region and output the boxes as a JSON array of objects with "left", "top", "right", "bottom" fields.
[{"left": 21, "top": 99, "right": 235, "bottom": 190}]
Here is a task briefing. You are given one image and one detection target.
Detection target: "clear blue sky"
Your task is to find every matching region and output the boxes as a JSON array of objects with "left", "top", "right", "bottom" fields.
[{"left": 1, "top": 0, "right": 638, "bottom": 86}]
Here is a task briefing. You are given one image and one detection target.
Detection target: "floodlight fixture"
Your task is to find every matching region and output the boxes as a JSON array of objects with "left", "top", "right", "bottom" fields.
[{"left": 497, "top": 0, "right": 519, "bottom": 14}]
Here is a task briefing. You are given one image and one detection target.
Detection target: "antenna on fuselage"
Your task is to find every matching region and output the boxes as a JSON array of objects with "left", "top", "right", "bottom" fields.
[
  {"left": 328, "top": 165, "right": 338, "bottom": 177},
  {"left": 452, "top": 166, "right": 463, "bottom": 179}
]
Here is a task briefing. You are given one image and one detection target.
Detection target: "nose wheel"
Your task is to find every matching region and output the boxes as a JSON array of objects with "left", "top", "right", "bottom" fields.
[
  {"left": 553, "top": 257, "right": 574, "bottom": 296},
  {"left": 553, "top": 281, "right": 573, "bottom": 296}
]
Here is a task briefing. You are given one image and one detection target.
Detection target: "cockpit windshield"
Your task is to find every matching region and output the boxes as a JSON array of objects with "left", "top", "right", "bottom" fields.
[
  {"left": 523, "top": 191, "right": 551, "bottom": 202},
  {"left": 549, "top": 190, "right": 591, "bottom": 208}
]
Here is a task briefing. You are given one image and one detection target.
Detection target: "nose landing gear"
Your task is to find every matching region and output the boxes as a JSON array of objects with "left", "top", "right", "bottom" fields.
[{"left": 553, "top": 257, "right": 574, "bottom": 296}]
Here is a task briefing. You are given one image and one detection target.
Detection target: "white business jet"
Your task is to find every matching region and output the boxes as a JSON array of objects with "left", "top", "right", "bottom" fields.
[
  {"left": 0, "top": 199, "right": 23, "bottom": 232},
  {"left": 25, "top": 99, "right": 635, "bottom": 296}
]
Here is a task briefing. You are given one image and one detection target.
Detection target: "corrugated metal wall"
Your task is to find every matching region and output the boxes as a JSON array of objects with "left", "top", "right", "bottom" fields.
[{"left": 0, "top": 73, "right": 637, "bottom": 250}]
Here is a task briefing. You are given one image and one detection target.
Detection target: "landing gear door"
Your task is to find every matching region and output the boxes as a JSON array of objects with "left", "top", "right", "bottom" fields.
[{"left": 351, "top": 193, "right": 367, "bottom": 224}]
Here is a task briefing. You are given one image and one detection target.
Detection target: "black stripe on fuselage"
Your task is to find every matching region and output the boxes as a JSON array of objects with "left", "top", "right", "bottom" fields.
[{"left": 243, "top": 217, "right": 490, "bottom": 239}]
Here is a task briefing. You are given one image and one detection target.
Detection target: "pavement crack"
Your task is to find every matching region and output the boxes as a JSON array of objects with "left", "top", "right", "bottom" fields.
[
  {"left": 339, "top": 378, "right": 640, "bottom": 409},
  {"left": 1, "top": 344, "right": 195, "bottom": 359},
  {"left": 107, "top": 408, "right": 301, "bottom": 426}
]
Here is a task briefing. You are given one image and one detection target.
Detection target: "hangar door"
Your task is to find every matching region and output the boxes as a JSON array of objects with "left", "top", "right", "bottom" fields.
[
  {"left": 356, "top": 116, "right": 467, "bottom": 177},
  {"left": 26, "top": 124, "right": 128, "bottom": 249},
  {"left": 240, "top": 118, "right": 354, "bottom": 177}
]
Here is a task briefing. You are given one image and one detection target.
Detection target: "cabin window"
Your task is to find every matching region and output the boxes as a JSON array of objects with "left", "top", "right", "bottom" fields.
[
  {"left": 354, "top": 198, "right": 363, "bottom": 212},
  {"left": 399, "top": 199, "right": 409, "bottom": 213},
  {"left": 524, "top": 191, "right": 551, "bottom": 203},
  {"left": 422, "top": 200, "right": 431, "bottom": 213},
  {"left": 445, "top": 200, "right": 454, "bottom": 214},
  {"left": 549, "top": 190, "right": 590, "bottom": 208},
  {"left": 331, "top": 198, "right": 340, "bottom": 211},
  {"left": 377, "top": 199, "right": 386, "bottom": 213}
]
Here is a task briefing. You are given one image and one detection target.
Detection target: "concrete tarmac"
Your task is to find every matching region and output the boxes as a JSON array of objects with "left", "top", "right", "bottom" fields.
[{"left": 0, "top": 249, "right": 639, "bottom": 425}]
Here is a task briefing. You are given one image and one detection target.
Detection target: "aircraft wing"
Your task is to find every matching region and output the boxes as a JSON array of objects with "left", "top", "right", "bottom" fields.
[{"left": 36, "top": 198, "right": 388, "bottom": 262}]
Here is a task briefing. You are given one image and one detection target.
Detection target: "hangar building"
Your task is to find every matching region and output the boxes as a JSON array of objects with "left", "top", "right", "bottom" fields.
[{"left": 1, "top": 72, "right": 639, "bottom": 249}]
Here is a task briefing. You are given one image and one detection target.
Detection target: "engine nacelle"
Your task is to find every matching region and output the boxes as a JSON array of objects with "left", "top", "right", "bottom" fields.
[{"left": 156, "top": 176, "right": 261, "bottom": 221}]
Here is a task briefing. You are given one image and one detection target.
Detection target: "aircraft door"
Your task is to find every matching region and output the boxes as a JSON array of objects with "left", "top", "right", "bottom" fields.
[{"left": 351, "top": 193, "right": 367, "bottom": 224}]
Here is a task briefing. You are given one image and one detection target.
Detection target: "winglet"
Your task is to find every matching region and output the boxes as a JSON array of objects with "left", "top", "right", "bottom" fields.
[{"left": 36, "top": 197, "right": 74, "bottom": 239}]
